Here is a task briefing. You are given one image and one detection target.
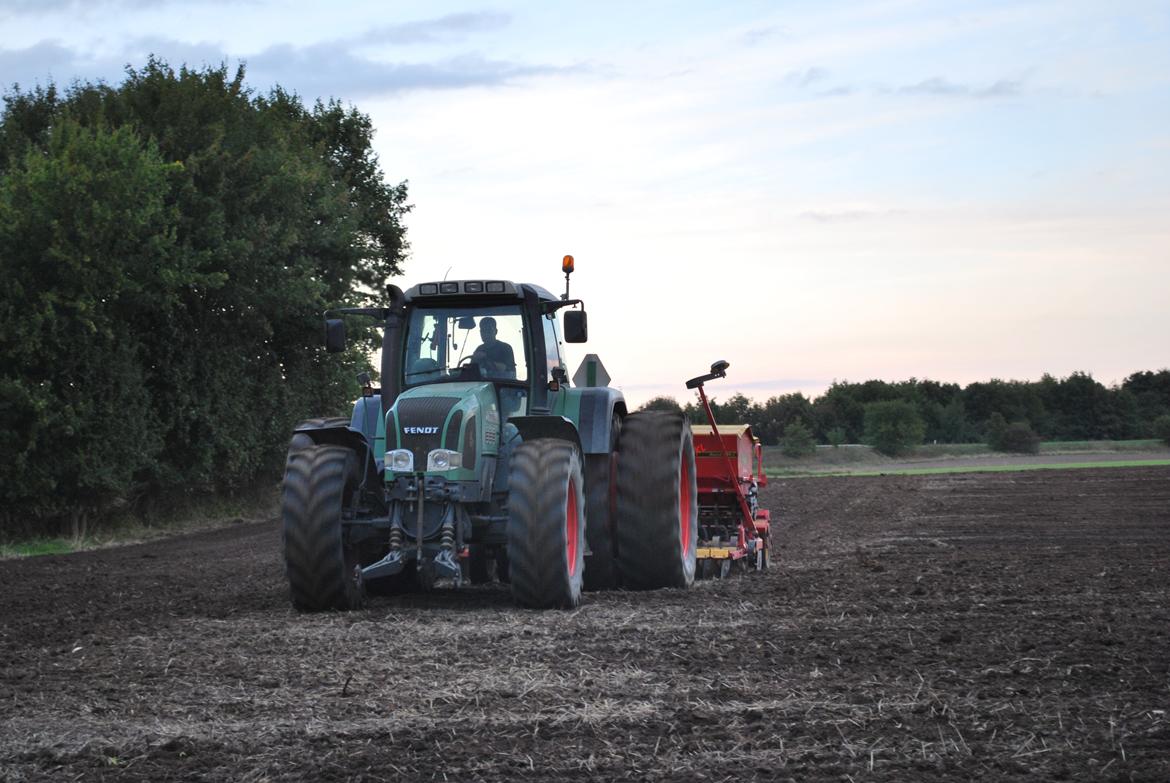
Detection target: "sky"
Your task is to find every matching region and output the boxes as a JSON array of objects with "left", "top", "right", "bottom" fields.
[{"left": 3, "top": 0, "right": 1168, "bottom": 407}]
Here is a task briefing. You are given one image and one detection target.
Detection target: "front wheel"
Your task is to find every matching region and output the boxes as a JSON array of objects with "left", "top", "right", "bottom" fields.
[
  {"left": 506, "top": 439, "right": 586, "bottom": 609},
  {"left": 282, "top": 445, "right": 364, "bottom": 611}
]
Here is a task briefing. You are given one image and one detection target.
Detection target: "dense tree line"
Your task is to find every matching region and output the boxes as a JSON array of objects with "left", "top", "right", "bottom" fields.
[
  {"left": 640, "top": 370, "right": 1170, "bottom": 454},
  {"left": 0, "top": 60, "right": 409, "bottom": 537}
]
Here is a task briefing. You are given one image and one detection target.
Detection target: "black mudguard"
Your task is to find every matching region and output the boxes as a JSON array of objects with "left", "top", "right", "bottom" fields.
[
  {"left": 574, "top": 387, "right": 627, "bottom": 455},
  {"left": 292, "top": 418, "right": 380, "bottom": 486}
]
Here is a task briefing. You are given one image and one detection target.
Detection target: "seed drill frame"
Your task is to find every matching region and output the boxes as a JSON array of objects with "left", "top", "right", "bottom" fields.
[{"left": 686, "top": 361, "right": 772, "bottom": 578}]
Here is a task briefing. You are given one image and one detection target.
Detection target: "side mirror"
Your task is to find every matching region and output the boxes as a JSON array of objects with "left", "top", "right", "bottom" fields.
[
  {"left": 325, "top": 318, "right": 347, "bottom": 353},
  {"left": 563, "top": 310, "right": 588, "bottom": 343}
]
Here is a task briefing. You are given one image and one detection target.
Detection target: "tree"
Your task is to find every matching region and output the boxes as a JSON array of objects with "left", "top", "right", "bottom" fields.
[
  {"left": 813, "top": 383, "right": 865, "bottom": 443},
  {"left": 1123, "top": 370, "right": 1170, "bottom": 432},
  {"left": 0, "top": 60, "right": 410, "bottom": 536},
  {"left": 1035, "top": 372, "right": 1127, "bottom": 440},
  {"left": 0, "top": 120, "right": 174, "bottom": 534},
  {"left": 757, "top": 393, "right": 813, "bottom": 446},
  {"left": 964, "top": 379, "right": 1047, "bottom": 437},
  {"left": 985, "top": 412, "right": 1008, "bottom": 447},
  {"left": 779, "top": 420, "right": 816, "bottom": 459},
  {"left": 863, "top": 400, "right": 925, "bottom": 457},
  {"left": 1154, "top": 415, "right": 1170, "bottom": 447},
  {"left": 936, "top": 397, "right": 972, "bottom": 443}
]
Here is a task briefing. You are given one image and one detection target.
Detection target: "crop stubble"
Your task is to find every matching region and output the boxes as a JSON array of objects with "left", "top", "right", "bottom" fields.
[{"left": 1, "top": 467, "right": 1167, "bottom": 781}]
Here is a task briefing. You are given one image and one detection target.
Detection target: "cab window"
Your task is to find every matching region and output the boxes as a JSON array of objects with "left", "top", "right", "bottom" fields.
[
  {"left": 542, "top": 314, "right": 563, "bottom": 378},
  {"left": 403, "top": 305, "right": 529, "bottom": 386}
]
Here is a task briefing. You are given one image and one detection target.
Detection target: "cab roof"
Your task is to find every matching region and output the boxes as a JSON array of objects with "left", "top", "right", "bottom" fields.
[{"left": 403, "top": 280, "right": 559, "bottom": 303}]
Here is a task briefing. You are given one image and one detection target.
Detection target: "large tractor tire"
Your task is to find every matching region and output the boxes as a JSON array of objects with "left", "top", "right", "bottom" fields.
[
  {"left": 614, "top": 412, "right": 698, "bottom": 590},
  {"left": 282, "top": 444, "right": 365, "bottom": 612},
  {"left": 506, "top": 438, "right": 586, "bottom": 609}
]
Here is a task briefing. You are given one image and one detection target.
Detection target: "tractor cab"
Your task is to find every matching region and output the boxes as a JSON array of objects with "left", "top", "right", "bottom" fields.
[{"left": 397, "top": 280, "right": 575, "bottom": 422}]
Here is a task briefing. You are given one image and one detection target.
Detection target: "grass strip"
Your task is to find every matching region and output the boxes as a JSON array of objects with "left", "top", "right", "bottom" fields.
[
  {"left": 767, "top": 459, "right": 1170, "bottom": 479},
  {"left": 0, "top": 538, "right": 76, "bottom": 558},
  {"left": 1, "top": 487, "right": 278, "bottom": 560}
]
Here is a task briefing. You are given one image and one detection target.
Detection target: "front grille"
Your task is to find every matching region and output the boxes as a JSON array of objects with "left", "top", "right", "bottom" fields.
[{"left": 397, "top": 396, "right": 460, "bottom": 467}]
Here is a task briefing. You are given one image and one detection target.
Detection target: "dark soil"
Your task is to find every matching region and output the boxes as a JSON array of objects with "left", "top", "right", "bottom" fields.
[{"left": 2, "top": 467, "right": 1168, "bottom": 781}]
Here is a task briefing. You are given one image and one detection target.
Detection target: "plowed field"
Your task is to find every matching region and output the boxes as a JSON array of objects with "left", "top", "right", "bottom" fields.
[{"left": 2, "top": 467, "right": 1168, "bottom": 781}]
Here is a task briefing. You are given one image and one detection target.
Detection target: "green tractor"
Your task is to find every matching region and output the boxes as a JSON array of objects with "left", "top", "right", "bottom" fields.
[{"left": 282, "top": 258, "right": 697, "bottom": 609}]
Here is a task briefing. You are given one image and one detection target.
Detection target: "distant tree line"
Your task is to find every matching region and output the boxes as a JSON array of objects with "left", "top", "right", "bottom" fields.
[
  {"left": 640, "top": 370, "right": 1170, "bottom": 456},
  {"left": 0, "top": 60, "right": 409, "bottom": 538}
]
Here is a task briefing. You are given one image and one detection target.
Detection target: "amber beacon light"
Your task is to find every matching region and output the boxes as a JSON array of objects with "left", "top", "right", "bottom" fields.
[{"left": 562, "top": 254, "right": 575, "bottom": 273}]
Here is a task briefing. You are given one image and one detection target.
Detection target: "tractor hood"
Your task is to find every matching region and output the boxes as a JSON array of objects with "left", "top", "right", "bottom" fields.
[{"left": 384, "top": 382, "right": 501, "bottom": 478}]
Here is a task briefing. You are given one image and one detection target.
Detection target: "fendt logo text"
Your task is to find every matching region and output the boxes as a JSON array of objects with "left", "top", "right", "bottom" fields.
[{"left": 404, "top": 426, "right": 440, "bottom": 435}]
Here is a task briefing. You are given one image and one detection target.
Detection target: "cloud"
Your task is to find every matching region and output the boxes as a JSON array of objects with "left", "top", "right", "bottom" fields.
[
  {"left": 246, "top": 44, "right": 573, "bottom": 98},
  {"left": 0, "top": 0, "right": 75, "bottom": 11},
  {"left": 782, "top": 67, "right": 829, "bottom": 87},
  {"left": 891, "top": 76, "right": 1024, "bottom": 99},
  {"left": 0, "top": 40, "right": 81, "bottom": 88},
  {"left": 0, "top": 0, "right": 245, "bottom": 16},
  {"left": 0, "top": 37, "right": 227, "bottom": 92},
  {"left": 1, "top": 21, "right": 574, "bottom": 100},
  {"left": 355, "top": 12, "right": 511, "bottom": 45},
  {"left": 798, "top": 208, "right": 908, "bottom": 223},
  {"left": 741, "top": 25, "right": 784, "bottom": 46},
  {"left": 815, "top": 85, "right": 857, "bottom": 97},
  {"left": 782, "top": 68, "right": 1027, "bottom": 101}
]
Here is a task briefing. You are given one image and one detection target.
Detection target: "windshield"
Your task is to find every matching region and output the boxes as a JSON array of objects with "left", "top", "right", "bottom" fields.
[{"left": 403, "top": 304, "right": 528, "bottom": 387}]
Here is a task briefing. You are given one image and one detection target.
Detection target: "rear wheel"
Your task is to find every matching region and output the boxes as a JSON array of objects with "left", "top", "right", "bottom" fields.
[
  {"left": 282, "top": 445, "right": 364, "bottom": 611},
  {"left": 507, "top": 439, "right": 586, "bottom": 608},
  {"left": 614, "top": 412, "right": 698, "bottom": 590}
]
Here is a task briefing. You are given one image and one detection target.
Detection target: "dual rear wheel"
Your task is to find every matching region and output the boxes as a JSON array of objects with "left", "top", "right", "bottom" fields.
[{"left": 613, "top": 412, "right": 698, "bottom": 590}]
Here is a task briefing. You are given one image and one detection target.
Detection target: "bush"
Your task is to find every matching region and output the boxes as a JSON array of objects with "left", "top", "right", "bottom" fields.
[
  {"left": 638, "top": 396, "right": 683, "bottom": 414},
  {"left": 1154, "top": 414, "right": 1170, "bottom": 447},
  {"left": 780, "top": 420, "right": 816, "bottom": 459},
  {"left": 826, "top": 426, "right": 847, "bottom": 448},
  {"left": 863, "top": 400, "right": 925, "bottom": 457},
  {"left": 991, "top": 421, "right": 1041, "bottom": 454},
  {"left": 985, "top": 412, "right": 1008, "bottom": 445}
]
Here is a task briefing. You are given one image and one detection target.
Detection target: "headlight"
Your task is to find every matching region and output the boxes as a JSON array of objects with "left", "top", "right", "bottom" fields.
[
  {"left": 427, "top": 449, "right": 463, "bottom": 471},
  {"left": 388, "top": 449, "right": 414, "bottom": 472}
]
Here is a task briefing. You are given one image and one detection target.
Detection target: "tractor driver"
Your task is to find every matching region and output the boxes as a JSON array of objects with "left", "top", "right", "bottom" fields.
[{"left": 471, "top": 316, "right": 516, "bottom": 379}]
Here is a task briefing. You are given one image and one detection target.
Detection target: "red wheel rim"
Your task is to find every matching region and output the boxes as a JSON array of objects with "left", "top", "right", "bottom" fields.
[
  {"left": 679, "top": 456, "right": 691, "bottom": 553},
  {"left": 566, "top": 479, "right": 579, "bottom": 577}
]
